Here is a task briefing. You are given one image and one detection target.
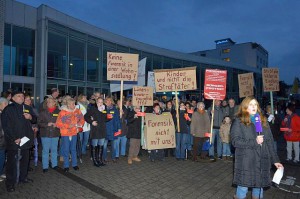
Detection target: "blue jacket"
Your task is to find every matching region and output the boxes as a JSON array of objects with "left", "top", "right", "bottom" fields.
[{"left": 105, "top": 105, "right": 121, "bottom": 140}]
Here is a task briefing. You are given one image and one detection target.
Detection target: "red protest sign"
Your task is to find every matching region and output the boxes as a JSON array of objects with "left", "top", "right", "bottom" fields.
[{"left": 204, "top": 69, "right": 227, "bottom": 100}]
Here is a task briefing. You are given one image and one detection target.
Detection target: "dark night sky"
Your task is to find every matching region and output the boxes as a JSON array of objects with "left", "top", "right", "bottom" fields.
[{"left": 17, "top": 0, "right": 300, "bottom": 85}]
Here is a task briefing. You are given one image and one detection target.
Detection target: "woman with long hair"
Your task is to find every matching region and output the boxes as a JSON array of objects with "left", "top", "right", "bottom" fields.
[{"left": 231, "top": 96, "right": 283, "bottom": 199}]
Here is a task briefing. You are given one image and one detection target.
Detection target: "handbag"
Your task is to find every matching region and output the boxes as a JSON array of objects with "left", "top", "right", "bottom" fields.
[{"left": 202, "top": 139, "right": 211, "bottom": 151}]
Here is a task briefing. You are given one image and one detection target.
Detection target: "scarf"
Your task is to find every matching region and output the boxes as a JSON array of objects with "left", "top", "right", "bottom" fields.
[{"left": 48, "top": 107, "right": 56, "bottom": 113}]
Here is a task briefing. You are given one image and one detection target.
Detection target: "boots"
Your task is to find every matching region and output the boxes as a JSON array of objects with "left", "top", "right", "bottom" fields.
[
  {"left": 91, "top": 146, "right": 99, "bottom": 167},
  {"left": 97, "top": 145, "right": 105, "bottom": 166}
]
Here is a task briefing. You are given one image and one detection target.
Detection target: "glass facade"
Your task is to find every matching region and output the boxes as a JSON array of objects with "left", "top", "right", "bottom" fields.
[
  {"left": 2, "top": 17, "right": 262, "bottom": 103},
  {"left": 4, "top": 24, "right": 35, "bottom": 76}
]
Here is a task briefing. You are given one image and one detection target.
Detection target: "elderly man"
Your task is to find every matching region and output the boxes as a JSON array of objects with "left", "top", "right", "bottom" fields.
[{"left": 1, "top": 91, "right": 37, "bottom": 192}]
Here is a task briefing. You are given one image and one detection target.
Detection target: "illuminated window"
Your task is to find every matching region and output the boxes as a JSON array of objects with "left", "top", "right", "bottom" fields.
[
  {"left": 223, "top": 58, "right": 230, "bottom": 62},
  {"left": 222, "top": 48, "right": 230, "bottom": 53}
]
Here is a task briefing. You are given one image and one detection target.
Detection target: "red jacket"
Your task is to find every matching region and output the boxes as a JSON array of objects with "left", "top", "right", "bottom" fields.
[{"left": 282, "top": 114, "right": 300, "bottom": 142}]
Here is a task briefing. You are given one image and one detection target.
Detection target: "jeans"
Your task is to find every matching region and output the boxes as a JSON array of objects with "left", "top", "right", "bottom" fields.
[
  {"left": 113, "top": 137, "right": 121, "bottom": 158},
  {"left": 236, "top": 186, "right": 263, "bottom": 198},
  {"left": 103, "top": 139, "right": 116, "bottom": 161},
  {"left": 222, "top": 143, "right": 231, "bottom": 156},
  {"left": 187, "top": 126, "right": 193, "bottom": 151},
  {"left": 0, "top": 149, "right": 5, "bottom": 175},
  {"left": 119, "top": 135, "right": 127, "bottom": 156},
  {"left": 175, "top": 133, "right": 189, "bottom": 159},
  {"left": 91, "top": 138, "right": 105, "bottom": 147},
  {"left": 41, "top": 137, "right": 59, "bottom": 169},
  {"left": 79, "top": 131, "right": 90, "bottom": 154},
  {"left": 209, "top": 129, "right": 222, "bottom": 158},
  {"left": 61, "top": 135, "right": 77, "bottom": 168}
]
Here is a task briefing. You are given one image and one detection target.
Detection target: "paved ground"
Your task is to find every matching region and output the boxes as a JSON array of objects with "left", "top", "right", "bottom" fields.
[{"left": 1, "top": 143, "right": 300, "bottom": 199}]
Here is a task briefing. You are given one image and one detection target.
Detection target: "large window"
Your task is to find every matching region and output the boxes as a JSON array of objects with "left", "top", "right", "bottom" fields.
[
  {"left": 47, "top": 32, "right": 67, "bottom": 78},
  {"left": 153, "top": 55, "right": 162, "bottom": 70},
  {"left": 69, "top": 39, "right": 85, "bottom": 80},
  {"left": 4, "top": 24, "right": 11, "bottom": 75},
  {"left": 11, "top": 26, "right": 35, "bottom": 77},
  {"left": 87, "top": 44, "right": 99, "bottom": 82},
  {"left": 103, "top": 46, "right": 116, "bottom": 83}
]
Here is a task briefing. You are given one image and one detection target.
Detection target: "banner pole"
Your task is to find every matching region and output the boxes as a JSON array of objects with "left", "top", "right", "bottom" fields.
[
  {"left": 270, "top": 91, "right": 274, "bottom": 124},
  {"left": 210, "top": 99, "right": 215, "bottom": 144},
  {"left": 120, "top": 80, "right": 123, "bottom": 118},
  {"left": 175, "top": 89, "right": 180, "bottom": 132},
  {"left": 141, "top": 105, "right": 145, "bottom": 146}
]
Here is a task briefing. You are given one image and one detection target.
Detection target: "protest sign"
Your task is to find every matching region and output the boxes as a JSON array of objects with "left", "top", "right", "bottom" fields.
[
  {"left": 110, "top": 58, "right": 146, "bottom": 92},
  {"left": 238, "top": 73, "right": 254, "bottom": 98},
  {"left": 262, "top": 68, "right": 279, "bottom": 92},
  {"left": 144, "top": 112, "right": 176, "bottom": 150},
  {"left": 132, "top": 86, "right": 153, "bottom": 106},
  {"left": 107, "top": 52, "right": 139, "bottom": 81},
  {"left": 204, "top": 69, "right": 227, "bottom": 100},
  {"left": 154, "top": 67, "right": 197, "bottom": 92}
]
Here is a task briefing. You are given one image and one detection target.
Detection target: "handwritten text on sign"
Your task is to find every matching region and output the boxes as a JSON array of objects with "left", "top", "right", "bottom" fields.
[
  {"left": 262, "top": 68, "right": 279, "bottom": 92},
  {"left": 238, "top": 73, "right": 254, "bottom": 98},
  {"left": 144, "top": 113, "right": 176, "bottom": 150},
  {"left": 132, "top": 86, "right": 153, "bottom": 106},
  {"left": 107, "top": 52, "right": 139, "bottom": 81},
  {"left": 154, "top": 67, "right": 197, "bottom": 92},
  {"left": 204, "top": 69, "right": 227, "bottom": 100}
]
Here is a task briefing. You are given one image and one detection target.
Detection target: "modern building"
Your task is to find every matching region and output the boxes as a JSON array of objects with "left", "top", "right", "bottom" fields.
[
  {"left": 191, "top": 38, "right": 269, "bottom": 69},
  {"left": 1, "top": 0, "right": 264, "bottom": 105}
]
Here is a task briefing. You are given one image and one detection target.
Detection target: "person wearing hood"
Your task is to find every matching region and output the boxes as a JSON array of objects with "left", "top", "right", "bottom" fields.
[
  {"left": 56, "top": 98, "right": 84, "bottom": 172},
  {"left": 1, "top": 91, "right": 37, "bottom": 192}
]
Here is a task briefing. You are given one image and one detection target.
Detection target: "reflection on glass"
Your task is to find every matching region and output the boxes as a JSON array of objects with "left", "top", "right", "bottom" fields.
[
  {"left": 4, "top": 24, "right": 11, "bottom": 75},
  {"left": 47, "top": 32, "right": 67, "bottom": 78},
  {"left": 69, "top": 39, "right": 84, "bottom": 80},
  {"left": 87, "top": 45, "right": 99, "bottom": 82},
  {"left": 11, "top": 26, "right": 35, "bottom": 77}
]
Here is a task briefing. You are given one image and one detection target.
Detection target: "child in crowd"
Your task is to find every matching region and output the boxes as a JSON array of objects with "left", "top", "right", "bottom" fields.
[{"left": 219, "top": 116, "right": 232, "bottom": 160}]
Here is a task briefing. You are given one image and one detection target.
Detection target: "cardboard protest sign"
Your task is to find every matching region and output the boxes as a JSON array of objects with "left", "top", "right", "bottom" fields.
[
  {"left": 238, "top": 73, "right": 254, "bottom": 98},
  {"left": 204, "top": 69, "right": 227, "bottom": 100},
  {"left": 144, "top": 112, "right": 176, "bottom": 150},
  {"left": 132, "top": 86, "right": 153, "bottom": 106},
  {"left": 154, "top": 67, "right": 197, "bottom": 92},
  {"left": 107, "top": 52, "right": 139, "bottom": 81},
  {"left": 262, "top": 68, "right": 279, "bottom": 92}
]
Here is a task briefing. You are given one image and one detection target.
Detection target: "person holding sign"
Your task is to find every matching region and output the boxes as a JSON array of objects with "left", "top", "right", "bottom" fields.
[
  {"left": 231, "top": 96, "right": 283, "bottom": 199},
  {"left": 127, "top": 106, "right": 142, "bottom": 164},
  {"left": 208, "top": 100, "right": 224, "bottom": 161},
  {"left": 281, "top": 103, "right": 300, "bottom": 163}
]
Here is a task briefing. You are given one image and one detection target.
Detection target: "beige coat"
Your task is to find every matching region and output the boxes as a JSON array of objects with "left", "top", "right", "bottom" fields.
[
  {"left": 219, "top": 123, "right": 231, "bottom": 143},
  {"left": 190, "top": 111, "right": 210, "bottom": 137}
]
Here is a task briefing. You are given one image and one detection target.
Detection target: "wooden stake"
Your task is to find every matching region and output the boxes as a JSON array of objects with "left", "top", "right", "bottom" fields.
[
  {"left": 175, "top": 90, "right": 180, "bottom": 132},
  {"left": 120, "top": 80, "right": 123, "bottom": 118},
  {"left": 210, "top": 99, "right": 215, "bottom": 144}
]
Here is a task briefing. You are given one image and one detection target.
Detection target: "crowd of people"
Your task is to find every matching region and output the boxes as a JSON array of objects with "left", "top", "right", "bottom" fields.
[{"left": 0, "top": 88, "right": 299, "bottom": 197}]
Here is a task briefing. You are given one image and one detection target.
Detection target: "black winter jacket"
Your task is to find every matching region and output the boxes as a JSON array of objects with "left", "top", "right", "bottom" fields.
[
  {"left": 84, "top": 106, "right": 107, "bottom": 139},
  {"left": 1, "top": 102, "right": 37, "bottom": 150},
  {"left": 0, "top": 112, "right": 5, "bottom": 150},
  {"left": 230, "top": 118, "right": 279, "bottom": 188},
  {"left": 127, "top": 110, "right": 142, "bottom": 139}
]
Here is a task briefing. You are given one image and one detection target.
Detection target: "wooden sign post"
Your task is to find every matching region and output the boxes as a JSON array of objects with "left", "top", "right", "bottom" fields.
[
  {"left": 204, "top": 69, "right": 227, "bottom": 144},
  {"left": 154, "top": 67, "right": 197, "bottom": 132},
  {"left": 107, "top": 52, "right": 139, "bottom": 118}
]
